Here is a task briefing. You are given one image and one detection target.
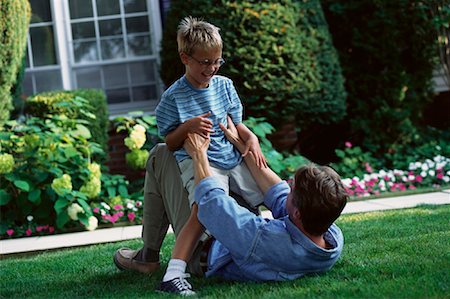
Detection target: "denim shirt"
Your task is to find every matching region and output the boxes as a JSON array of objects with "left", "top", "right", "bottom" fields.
[{"left": 195, "top": 177, "right": 344, "bottom": 281}]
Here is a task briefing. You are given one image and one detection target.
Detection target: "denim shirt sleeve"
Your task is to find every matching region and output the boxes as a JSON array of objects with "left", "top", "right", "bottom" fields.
[
  {"left": 263, "top": 181, "right": 290, "bottom": 219},
  {"left": 195, "top": 176, "right": 267, "bottom": 261}
]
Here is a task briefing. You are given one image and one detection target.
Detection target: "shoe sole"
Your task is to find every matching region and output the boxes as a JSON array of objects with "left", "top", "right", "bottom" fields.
[{"left": 113, "top": 253, "right": 127, "bottom": 271}]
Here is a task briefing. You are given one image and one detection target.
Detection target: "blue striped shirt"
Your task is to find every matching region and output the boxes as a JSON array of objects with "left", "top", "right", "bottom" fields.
[{"left": 155, "top": 75, "right": 243, "bottom": 169}]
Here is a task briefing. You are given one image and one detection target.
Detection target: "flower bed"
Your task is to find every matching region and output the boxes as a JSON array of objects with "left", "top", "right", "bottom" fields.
[{"left": 341, "top": 155, "right": 450, "bottom": 198}]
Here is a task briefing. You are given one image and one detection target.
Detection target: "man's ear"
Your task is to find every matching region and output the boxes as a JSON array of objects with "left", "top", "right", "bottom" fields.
[
  {"left": 293, "top": 208, "right": 301, "bottom": 222},
  {"left": 180, "top": 52, "right": 189, "bottom": 65}
]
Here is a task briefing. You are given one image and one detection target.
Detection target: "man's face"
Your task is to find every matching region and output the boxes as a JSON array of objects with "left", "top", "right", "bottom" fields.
[{"left": 182, "top": 47, "right": 223, "bottom": 89}]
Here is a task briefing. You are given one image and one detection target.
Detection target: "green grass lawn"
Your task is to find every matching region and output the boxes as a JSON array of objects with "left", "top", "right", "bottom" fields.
[{"left": 1, "top": 204, "right": 449, "bottom": 299}]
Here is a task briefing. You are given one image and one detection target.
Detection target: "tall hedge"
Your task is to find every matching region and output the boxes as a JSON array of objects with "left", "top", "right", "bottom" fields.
[
  {"left": 321, "top": 0, "right": 440, "bottom": 153},
  {"left": 0, "top": 0, "right": 31, "bottom": 124},
  {"left": 160, "top": 0, "right": 346, "bottom": 129}
]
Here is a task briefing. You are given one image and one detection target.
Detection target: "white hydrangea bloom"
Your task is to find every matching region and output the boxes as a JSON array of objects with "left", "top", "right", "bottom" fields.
[
  {"left": 68, "top": 203, "right": 84, "bottom": 220},
  {"left": 85, "top": 216, "right": 98, "bottom": 231}
]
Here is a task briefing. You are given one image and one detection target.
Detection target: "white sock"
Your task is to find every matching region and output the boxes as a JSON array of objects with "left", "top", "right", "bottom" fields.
[{"left": 163, "top": 259, "right": 187, "bottom": 282}]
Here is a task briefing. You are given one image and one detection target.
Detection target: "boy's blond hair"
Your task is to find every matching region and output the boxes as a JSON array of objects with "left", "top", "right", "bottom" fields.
[{"left": 177, "top": 16, "right": 222, "bottom": 55}]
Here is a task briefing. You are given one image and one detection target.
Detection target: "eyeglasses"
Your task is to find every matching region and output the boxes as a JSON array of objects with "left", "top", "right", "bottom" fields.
[{"left": 188, "top": 54, "right": 225, "bottom": 67}]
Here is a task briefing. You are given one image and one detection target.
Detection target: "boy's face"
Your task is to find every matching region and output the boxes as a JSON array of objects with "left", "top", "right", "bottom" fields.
[{"left": 181, "top": 47, "right": 223, "bottom": 89}]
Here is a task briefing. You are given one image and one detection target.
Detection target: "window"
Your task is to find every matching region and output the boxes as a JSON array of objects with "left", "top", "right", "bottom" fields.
[
  {"left": 23, "top": 0, "right": 63, "bottom": 95},
  {"left": 23, "top": 0, "right": 163, "bottom": 116}
]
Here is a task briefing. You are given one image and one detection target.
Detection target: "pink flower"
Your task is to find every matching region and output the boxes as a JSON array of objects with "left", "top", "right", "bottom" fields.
[
  {"left": 26, "top": 229, "right": 32, "bottom": 236},
  {"left": 93, "top": 207, "right": 100, "bottom": 213},
  {"left": 128, "top": 212, "right": 136, "bottom": 222},
  {"left": 135, "top": 201, "right": 142, "bottom": 207},
  {"left": 36, "top": 226, "right": 43, "bottom": 232},
  {"left": 49, "top": 226, "right": 55, "bottom": 233},
  {"left": 364, "top": 162, "right": 373, "bottom": 173},
  {"left": 345, "top": 141, "right": 352, "bottom": 148},
  {"left": 6, "top": 229, "right": 14, "bottom": 236},
  {"left": 415, "top": 175, "right": 423, "bottom": 183},
  {"left": 437, "top": 173, "right": 444, "bottom": 179},
  {"left": 408, "top": 185, "right": 416, "bottom": 190},
  {"left": 113, "top": 205, "right": 123, "bottom": 211}
]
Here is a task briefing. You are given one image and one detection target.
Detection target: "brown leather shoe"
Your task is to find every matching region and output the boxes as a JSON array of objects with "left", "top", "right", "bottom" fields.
[{"left": 114, "top": 248, "right": 160, "bottom": 274}]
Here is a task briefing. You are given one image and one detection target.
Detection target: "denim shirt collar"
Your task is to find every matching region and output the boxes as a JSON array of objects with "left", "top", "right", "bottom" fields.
[{"left": 284, "top": 215, "right": 340, "bottom": 257}]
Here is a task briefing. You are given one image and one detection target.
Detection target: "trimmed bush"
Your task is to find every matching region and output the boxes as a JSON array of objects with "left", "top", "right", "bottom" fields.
[
  {"left": 0, "top": 0, "right": 31, "bottom": 124},
  {"left": 160, "top": 0, "right": 346, "bottom": 129},
  {"left": 321, "top": 0, "right": 440, "bottom": 154},
  {"left": 25, "top": 89, "right": 109, "bottom": 159}
]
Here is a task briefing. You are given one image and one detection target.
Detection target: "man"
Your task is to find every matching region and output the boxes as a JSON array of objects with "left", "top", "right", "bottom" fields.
[{"left": 114, "top": 119, "right": 348, "bottom": 295}]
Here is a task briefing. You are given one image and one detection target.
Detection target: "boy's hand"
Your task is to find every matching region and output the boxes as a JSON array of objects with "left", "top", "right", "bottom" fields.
[{"left": 184, "top": 112, "right": 214, "bottom": 139}]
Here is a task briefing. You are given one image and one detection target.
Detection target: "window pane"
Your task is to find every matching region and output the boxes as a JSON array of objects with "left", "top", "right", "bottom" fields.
[
  {"left": 126, "top": 16, "right": 149, "bottom": 34},
  {"left": 132, "top": 85, "right": 156, "bottom": 101},
  {"left": 69, "top": 0, "right": 93, "bottom": 19},
  {"left": 103, "top": 64, "right": 128, "bottom": 87},
  {"left": 99, "top": 19, "right": 122, "bottom": 37},
  {"left": 75, "top": 67, "right": 101, "bottom": 88},
  {"left": 106, "top": 88, "right": 130, "bottom": 104},
  {"left": 25, "top": 49, "right": 30, "bottom": 68},
  {"left": 29, "top": 0, "right": 52, "bottom": 23},
  {"left": 34, "top": 70, "right": 63, "bottom": 93},
  {"left": 30, "top": 26, "right": 57, "bottom": 66},
  {"left": 23, "top": 73, "right": 34, "bottom": 96},
  {"left": 127, "top": 35, "right": 151, "bottom": 57},
  {"left": 101, "top": 39, "right": 125, "bottom": 60},
  {"left": 129, "top": 61, "right": 155, "bottom": 84},
  {"left": 96, "top": 0, "right": 120, "bottom": 16},
  {"left": 72, "top": 21, "right": 96, "bottom": 39},
  {"left": 123, "top": 0, "right": 147, "bottom": 13},
  {"left": 73, "top": 41, "right": 98, "bottom": 63}
]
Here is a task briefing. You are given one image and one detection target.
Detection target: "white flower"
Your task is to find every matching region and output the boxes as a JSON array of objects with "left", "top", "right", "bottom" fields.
[
  {"left": 443, "top": 176, "right": 450, "bottom": 183},
  {"left": 421, "top": 171, "right": 427, "bottom": 178},
  {"left": 85, "top": 216, "right": 98, "bottom": 231},
  {"left": 67, "top": 203, "right": 84, "bottom": 220},
  {"left": 428, "top": 170, "right": 435, "bottom": 176},
  {"left": 421, "top": 164, "right": 429, "bottom": 171},
  {"left": 101, "top": 202, "right": 111, "bottom": 210},
  {"left": 27, "top": 215, "right": 34, "bottom": 222},
  {"left": 408, "top": 175, "right": 415, "bottom": 181},
  {"left": 341, "top": 178, "right": 352, "bottom": 187}
]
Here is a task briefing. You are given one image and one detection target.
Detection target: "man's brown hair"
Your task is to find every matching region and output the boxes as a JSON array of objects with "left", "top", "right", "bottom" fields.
[{"left": 293, "top": 164, "right": 348, "bottom": 235}]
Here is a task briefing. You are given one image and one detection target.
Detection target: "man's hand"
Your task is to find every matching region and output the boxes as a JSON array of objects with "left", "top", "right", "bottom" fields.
[
  {"left": 183, "top": 132, "right": 210, "bottom": 160},
  {"left": 220, "top": 117, "right": 267, "bottom": 168},
  {"left": 184, "top": 112, "right": 214, "bottom": 139},
  {"left": 219, "top": 117, "right": 245, "bottom": 152}
]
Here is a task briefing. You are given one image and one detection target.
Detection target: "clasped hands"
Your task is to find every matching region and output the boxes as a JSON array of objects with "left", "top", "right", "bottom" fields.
[{"left": 183, "top": 116, "right": 267, "bottom": 168}]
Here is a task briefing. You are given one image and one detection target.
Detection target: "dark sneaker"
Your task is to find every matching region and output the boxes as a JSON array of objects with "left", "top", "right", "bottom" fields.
[
  {"left": 113, "top": 248, "right": 160, "bottom": 274},
  {"left": 157, "top": 274, "right": 196, "bottom": 296}
]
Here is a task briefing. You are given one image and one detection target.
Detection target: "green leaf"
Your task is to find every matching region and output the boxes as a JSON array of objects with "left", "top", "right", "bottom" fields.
[
  {"left": 78, "top": 213, "right": 89, "bottom": 227},
  {"left": 56, "top": 212, "right": 69, "bottom": 229},
  {"left": 64, "top": 146, "right": 79, "bottom": 158},
  {"left": 107, "top": 186, "right": 116, "bottom": 198},
  {"left": 28, "top": 189, "right": 41, "bottom": 204},
  {"left": 54, "top": 198, "right": 69, "bottom": 214},
  {"left": 0, "top": 190, "right": 12, "bottom": 205},
  {"left": 118, "top": 185, "right": 129, "bottom": 197},
  {"left": 14, "top": 180, "right": 31, "bottom": 191},
  {"left": 71, "top": 124, "right": 91, "bottom": 139},
  {"left": 76, "top": 198, "right": 92, "bottom": 217}
]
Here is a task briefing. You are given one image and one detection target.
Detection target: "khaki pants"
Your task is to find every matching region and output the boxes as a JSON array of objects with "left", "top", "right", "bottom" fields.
[{"left": 142, "top": 143, "right": 259, "bottom": 276}]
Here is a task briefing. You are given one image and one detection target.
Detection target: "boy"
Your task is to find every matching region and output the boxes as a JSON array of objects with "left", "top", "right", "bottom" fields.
[{"left": 155, "top": 16, "right": 266, "bottom": 295}]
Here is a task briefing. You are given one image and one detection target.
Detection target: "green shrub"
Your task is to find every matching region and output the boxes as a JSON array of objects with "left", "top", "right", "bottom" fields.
[
  {"left": 0, "top": 99, "right": 104, "bottom": 234},
  {"left": 160, "top": 0, "right": 346, "bottom": 129},
  {"left": 25, "top": 89, "right": 109, "bottom": 160},
  {"left": 0, "top": 0, "right": 31, "bottom": 124},
  {"left": 321, "top": 0, "right": 440, "bottom": 154}
]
